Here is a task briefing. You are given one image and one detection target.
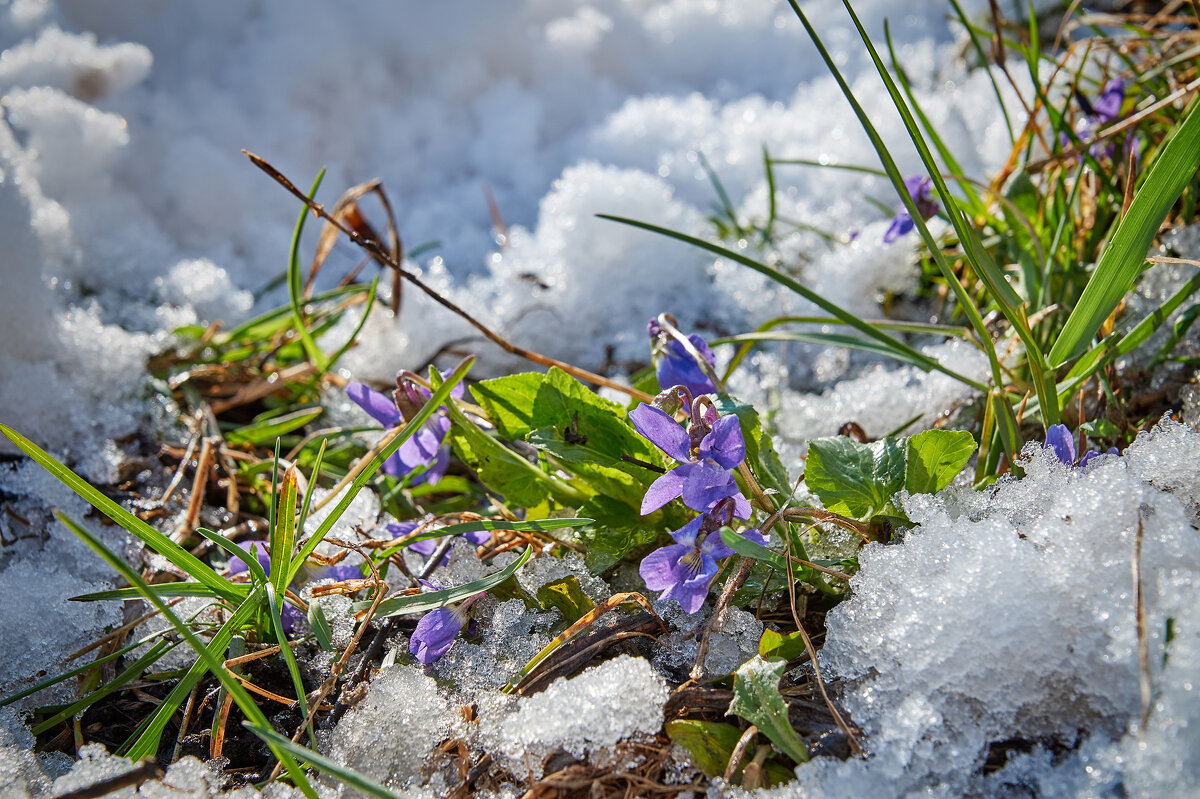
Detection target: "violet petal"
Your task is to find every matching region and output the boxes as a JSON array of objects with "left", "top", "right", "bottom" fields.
[
  {"left": 641, "top": 467, "right": 687, "bottom": 514},
  {"left": 409, "top": 606, "right": 466, "bottom": 664},
  {"left": 346, "top": 382, "right": 401, "bottom": 427},
  {"left": 1044, "top": 424, "right": 1076, "bottom": 465},
  {"left": 700, "top": 414, "right": 746, "bottom": 470},
  {"left": 630, "top": 404, "right": 691, "bottom": 463}
]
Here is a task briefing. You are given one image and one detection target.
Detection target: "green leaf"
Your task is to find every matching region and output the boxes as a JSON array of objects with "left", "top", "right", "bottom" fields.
[
  {"left": 579, "top": 526, "right": 660, "bottom": 574},
  {"left": 225, "top": 407, "right": 323, "bottom": 446},
  {"left": 1050, "top": 97, "right": 1200, "bottom": 366},
  {"left": 1080, "top": 418, "right": 1122, "bottom": 439},
  {"left": 245, "top": 722, "right": 406, "bottom": 799},
  {"left": 758, "top": 629, "right": 808, "bottom": 662},
  {"left": 471, "top": 372, "right": 546, "bottom": 439},
  {"left": 358, "top": 546, "right": 534, "bottom": 619},
  {"left": 805, "top": 436, "right": 906, "bottom": 519},
  {"left": 444, "top": 406, "right": 559, "bottom": 508},
  {"left": 536, "top": 576, "right": 595, "bottom": 624},
  {"left": 904, "top": 429, "right": 976, "bottom": 495},
  {"left": 0, "top": 425, "right": 242, "bottom": 603},
  {"left": 728, "top": 655, "right": 809, "bottom": 764},
  {"left": 719, "top": 528, "right": 791, "bottom": 575},
  {"left": 665, "top": 719, "right": 744, "bottom": 777}
]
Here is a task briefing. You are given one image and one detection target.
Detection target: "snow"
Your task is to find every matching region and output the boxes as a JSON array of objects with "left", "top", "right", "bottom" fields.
[
  {"left": 479, "top": 654, "right": 669, "bottom": 777},
  {"left": 321, "top": 664, "right": 456, "bottom": 793},
  {"left": 0, "top": 0, "right": 1195, "bottom": 796},
  {"left": 730, "top": 417, "right": 1200, "bottom": 797}
]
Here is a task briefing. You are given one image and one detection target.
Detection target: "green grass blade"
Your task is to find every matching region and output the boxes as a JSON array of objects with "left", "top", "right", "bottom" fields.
[
  {"left": 713, "top": 330, "right": 951, "bottom": 370},
  {"left": 71, "top": 584, "right": 236, "bottom": 602},
  {"left": 196, "top": 526, "right": 267, "bottom": 584},
  {"left": 245, "top": 722, "right": 406, "bottom": 799},
  {"left": 0, "top": 425, "right": 242, "bottom": 603},
  {"left": 271, "top": 466, "right": 299, "bottom": 597},
  {"left": 295, "top": 438, "right": 327, "bottom": 535},
  {"left": 596, "top": 214, "right": 986, "bottom": 391},
  {"left": 265, "top": 583, "right": 312, "bottom": 742},
  {"left": 781, "top": 1, "right": 1006, "bottom": 399},
  {"left": 287, "top": 356, "right": 475, "bottom": 586},
  {"left": 946, "top": 0, "right": 1014, "bottom": 144},
  {"left": 357, "top": 545, "right": 533, "bottom": 619},
  {"left": 54, "top": 513, "right": 317, "bottom": 797},
  {"left": 289, "top": 171, "right": 329, "bottom": 372},
  {"left": 0, "top": 633, "right": 166, "bottom": 708},
  {"left": 225, "top": 407, "right": 323, "bottom": 447},
  {"left": 31, "top": 640, "right": 173, "bottom": 735},
  {"left": 120, "top": 593, "right": 261, "bottom": 759},
  {"left": 376, "top": 517, "right": 593, "bottom": 559},
  {"left": 883, "top": 20, "right": 983, "bottom": 213},
  {"left": 325, "top": 276, "right": 380, "bottom": 372},
  {"left": 1049, "top": 97, "right": 1200, "bottom": 366}
]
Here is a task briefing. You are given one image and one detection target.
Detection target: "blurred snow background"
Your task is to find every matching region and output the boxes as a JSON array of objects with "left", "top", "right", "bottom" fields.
[
  {"left": 2, "top": 1, "right": 1197, "bottom": 797},
  {"left": 0, "top": 0, "right": 1019, "bottom": 472}
]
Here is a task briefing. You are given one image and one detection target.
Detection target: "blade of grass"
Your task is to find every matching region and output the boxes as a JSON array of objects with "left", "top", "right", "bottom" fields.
[
  {"left": 271, "top": 466, "right": 299, "bottom": 598},
  {"left": 289, "top": 171, "right": 329, "bottom": 372},
  {"left": 357, "top": 545, "right": 533, "bottom": 619},
  {"left": 1049, "top": 96, "right": 1200, "bottom": 365},
  {"left": 31, "top": 640, "right": 173, "bottom": 735},
  {"left": 597, "top": 215, "right": 986, "bottom": 392},
  {"left": 377, "top": 517, "right": 593, "bottom": 559},
  {"left": 0, "top": 425, "right": 243, "bottom": 603},
  {"left": 946, "top": 0, "right": 1015, "bottom": 143},
  {"left": 835, "top": 0, "right": 1059, "bottom": 426},
  {"left": 245, "top": 722, "right": 406, "bottom": 799},
  {"left": 0, "top": 633, "right": 167, "bottom": 708},
  {"left": 781, "top": 1, "right": 1008, "bottom": 411},
  {"left": 54, "top": 513, "right": 317, "bottom": 798},
  {"left": 265, "top": 584, "right": 312, "bottom": 742}
]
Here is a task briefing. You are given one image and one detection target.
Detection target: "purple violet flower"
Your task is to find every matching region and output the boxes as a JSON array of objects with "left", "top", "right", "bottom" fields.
[
  {"left": 345, "top": 370, "right": 464, "bottom": 484},
  {"left": 883, "top": 176, "right": 939, "bottom": 244},
  {"left": 639, "top": 504, "right": 769, "bottom": 613},
  {"left": 1068, "top": 78, "right": 1127, "bottom": 158},
  {"left": 1043, "top": 423, "right": 1118, "bottom": 468},
  {"left": 630, "top": 400, "right": 750, "bottom": 519},
  {"left": 648, "top": 319, "right": 717, "bottom": 397},
  {"left": 409, "top": 592, "right": 483, "bottom": 664}
]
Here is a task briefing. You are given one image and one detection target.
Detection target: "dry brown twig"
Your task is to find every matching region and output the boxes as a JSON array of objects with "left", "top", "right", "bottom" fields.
[{"left": 243, "top": 150, "right": 652, "bottom": 403}]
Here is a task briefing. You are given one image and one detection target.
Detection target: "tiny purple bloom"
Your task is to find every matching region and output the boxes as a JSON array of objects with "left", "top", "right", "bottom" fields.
[
  {"left": 409, "top": 593, "right": 482, "bottom": 664},
  {"left": 1093, "top": 78, "right": 1125, "bottom": 124},
  {"left": 1044, "top": 423, "right": 1118, "bottom": 468},
  {"left": 1044, "top": 423, "right": 1076, "bottom": 465},
  {"left": 883, "top": 176, "right": 939, "bottom": 244},
  {"left": 631, "top": 404, "right": 750, "bottom": 519},
  {"left": 648, "top": 320, "right": 717, "bottom": 397},
  {"left": 346, "top": 370, "right": 463, "bottom": 484}
]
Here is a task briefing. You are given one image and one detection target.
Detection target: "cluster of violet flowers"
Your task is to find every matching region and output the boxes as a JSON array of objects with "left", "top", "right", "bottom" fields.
[{"left": 633, "top": 321, "right": 768, "bottom": 613}]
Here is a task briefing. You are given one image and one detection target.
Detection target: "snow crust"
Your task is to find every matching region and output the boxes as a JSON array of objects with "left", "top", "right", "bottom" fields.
[
  {"left": 733, "top": 418, "right": 1200, "bottom": 798},
  {"left": 478, "top": 654, "right": 669, "bottom": 777}
]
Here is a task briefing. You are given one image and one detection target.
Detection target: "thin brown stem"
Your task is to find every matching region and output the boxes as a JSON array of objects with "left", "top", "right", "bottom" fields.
[{"left": 244, "top": 151, "right": 651, "bottom": 403}]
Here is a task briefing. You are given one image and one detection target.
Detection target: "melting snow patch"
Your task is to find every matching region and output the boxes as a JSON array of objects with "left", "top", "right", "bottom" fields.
[
  {"left": 480, "top": 654, "right": 669, "bottom": 778},
  {"left": 729, "top": 417, "right": 1200, "bottom": 798}
]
